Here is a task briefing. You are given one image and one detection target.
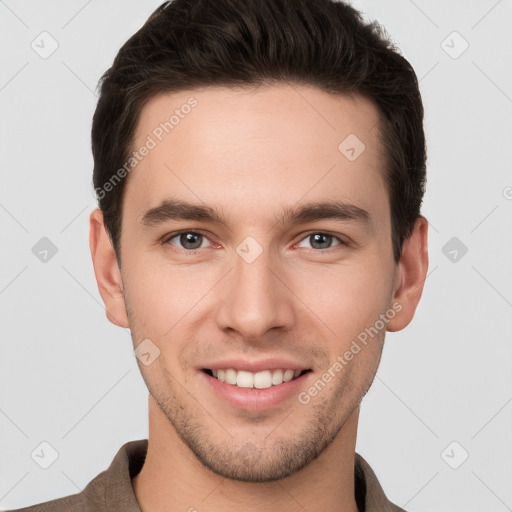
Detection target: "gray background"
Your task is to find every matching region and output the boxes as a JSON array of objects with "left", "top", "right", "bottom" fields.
[{"left": 1, "top": 1, "right": 511, "bottom": 510}]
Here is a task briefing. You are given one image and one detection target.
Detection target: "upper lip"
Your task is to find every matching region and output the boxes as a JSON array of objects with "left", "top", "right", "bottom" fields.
[{"left": 200, "top": 358, "right": 311, "bottom": 373}]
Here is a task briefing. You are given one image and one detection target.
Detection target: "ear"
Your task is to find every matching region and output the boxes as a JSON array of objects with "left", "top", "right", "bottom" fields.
[
  {"left": 386, "top": 216, "right": 429, "bottom": 332},
  {"left": 89, "top": 208, "right": 129, "bottom": 328}
]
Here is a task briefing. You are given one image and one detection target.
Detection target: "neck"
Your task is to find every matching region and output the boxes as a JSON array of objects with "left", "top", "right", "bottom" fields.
[{"left": 132, "top": 396, "right": 360, "bottom": 512}]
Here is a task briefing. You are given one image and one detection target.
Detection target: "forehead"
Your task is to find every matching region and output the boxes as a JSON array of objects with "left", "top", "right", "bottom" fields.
[{"left": 125, "top": 84, "right": 387, "bottom": 227}]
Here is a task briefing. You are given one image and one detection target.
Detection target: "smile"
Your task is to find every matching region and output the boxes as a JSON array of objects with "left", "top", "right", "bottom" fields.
[{"left": 204, "top": 368, "right": 310, "bottom": 389}]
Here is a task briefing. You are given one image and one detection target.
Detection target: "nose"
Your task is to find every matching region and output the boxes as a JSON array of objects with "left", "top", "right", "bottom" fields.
[{"left": 215, "top": 245, "right": 296, "bottom": 340}]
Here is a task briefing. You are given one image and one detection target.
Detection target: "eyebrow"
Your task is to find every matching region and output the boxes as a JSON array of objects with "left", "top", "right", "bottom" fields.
[{"left": 139, "top": 197, "right": 371, "bottom": 230}]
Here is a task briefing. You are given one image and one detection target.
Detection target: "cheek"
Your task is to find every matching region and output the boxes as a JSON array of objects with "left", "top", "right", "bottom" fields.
[
  {"left": 291, "top": 262, "right": 393, "bottom": 336},
  {"left": 122, "top": 257, "right": 219, "bottom": 338}
]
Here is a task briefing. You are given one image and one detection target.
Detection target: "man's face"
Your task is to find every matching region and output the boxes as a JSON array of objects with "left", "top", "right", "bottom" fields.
[{"left": 118, "top": 84, "right": 400, "bottom": 481}]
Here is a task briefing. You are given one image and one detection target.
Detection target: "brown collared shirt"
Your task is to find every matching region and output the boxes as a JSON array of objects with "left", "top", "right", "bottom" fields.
[{"left": 7, "top": 439, "right": 406, "bottom": 511}]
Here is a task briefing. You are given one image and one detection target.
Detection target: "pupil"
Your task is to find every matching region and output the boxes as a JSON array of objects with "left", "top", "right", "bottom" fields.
[
  {"left": 311, "top": 233, "right": 331, "bottom": 249},
  {"left": 181, "top": 233, "right": 202, "bottom": 249}
]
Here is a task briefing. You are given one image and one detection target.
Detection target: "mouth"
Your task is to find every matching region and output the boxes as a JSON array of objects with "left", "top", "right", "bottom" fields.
[
  {"left": 199, "top": 358, "right": 314, "bottom": 411},
  {"left": 202, "top": 368, "right": 312, "bottom": 389}
]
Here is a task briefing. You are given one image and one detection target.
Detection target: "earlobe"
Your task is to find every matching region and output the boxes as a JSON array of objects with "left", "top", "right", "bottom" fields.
[
  {"left": 89, "top": 208, "right": 129, "bottom": 328},
  {"left": 386, "top": 216, "right": 429, "bottom": 332}
]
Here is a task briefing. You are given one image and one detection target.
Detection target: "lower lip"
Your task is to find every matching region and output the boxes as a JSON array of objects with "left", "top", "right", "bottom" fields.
[{"left": 200, "top": 371, "right": 310, "bottom": 412}]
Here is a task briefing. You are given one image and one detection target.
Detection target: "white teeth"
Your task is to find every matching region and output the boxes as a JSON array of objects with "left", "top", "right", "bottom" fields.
[
  {"left": 254, "top": 370, "right": 272, "bottom": 389},
  {"left": 283, "top": 370, "right": 294, "bottom": 382},
  {"left": 236, "top": 370, "right": 254, "bottom": 388},
  {"left": 225, "top": 368, "right": 237, "bottom": 385},
  {"left": 209, "top": 368, "right": 305, "bottom": 388},
  {"left": 271, "top": 369, "right": 283, "bottom": 385}
]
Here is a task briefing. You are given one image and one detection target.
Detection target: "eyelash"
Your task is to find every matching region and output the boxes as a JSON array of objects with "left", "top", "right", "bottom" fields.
[{"left": 161, "top": 230, "right": 348, "bottom": 254}]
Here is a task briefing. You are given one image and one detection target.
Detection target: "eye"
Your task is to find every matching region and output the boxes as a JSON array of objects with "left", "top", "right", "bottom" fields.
[
  {"left": 296, "top": 232, "right": 345, "bottom": 250},
  {"left": 162, "top": 230, "right": 347, "bottom": 254},
  {"left": 163, "top": 231, "right": 212, "bottom": 251}
]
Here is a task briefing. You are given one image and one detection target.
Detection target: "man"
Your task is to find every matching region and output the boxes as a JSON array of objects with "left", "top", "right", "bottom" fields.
[{"left": 9, "top": 0, "right": 428, "bottom": 510}]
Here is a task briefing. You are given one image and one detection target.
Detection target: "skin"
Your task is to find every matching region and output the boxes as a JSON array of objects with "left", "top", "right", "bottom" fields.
[{"left": 90, "top": 84, "right": 428, "bottom": 512}]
